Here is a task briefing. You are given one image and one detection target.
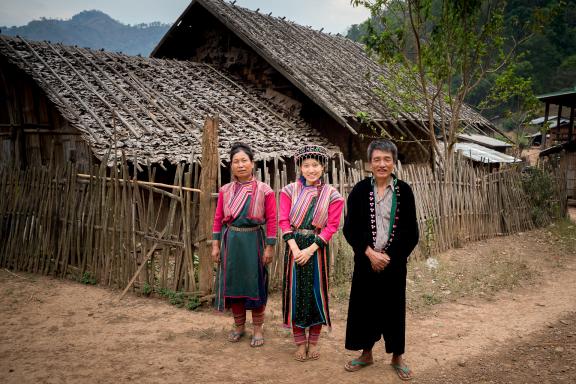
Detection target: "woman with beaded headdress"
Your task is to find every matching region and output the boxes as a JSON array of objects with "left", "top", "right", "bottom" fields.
[
  {"left": 279, "top": 144, "right": 345, "bottom": 361},
  {"left": 212, "top": 142, "right": 277, "bottom": 348}
]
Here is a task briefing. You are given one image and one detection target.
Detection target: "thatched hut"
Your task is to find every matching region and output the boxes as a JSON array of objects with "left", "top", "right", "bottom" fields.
[
  {"left": 0, "top": 34, "right": 334, "bottom": 181},
  {"left": 152, "top": 0, "right": 495, "bottom": 164}
]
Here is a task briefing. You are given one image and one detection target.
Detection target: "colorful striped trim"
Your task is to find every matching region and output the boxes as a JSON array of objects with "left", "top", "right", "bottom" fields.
[
  {"left": 221, "top": 179, "right": 272, "bottom": 224},
  {"left": 282, "top": 240, "right": 331, "bottom": 329},
  {"left": 281, "top": 179, "right": 342, "bottom": 230}
]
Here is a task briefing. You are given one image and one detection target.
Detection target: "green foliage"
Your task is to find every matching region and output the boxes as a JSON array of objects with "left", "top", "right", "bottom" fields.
[
  {"left": 348, "top": 0, "right": 576, "bottom": 120},
  {"left": 521, "top": 167, "right": 561, "bottom": 226},
  {"left": 186, "top": 296, "right": 201, "bottom": 311},
  {"left": 480, "top": 64, "right": 539, "bottom": 152},
  {"left": 142, "top": 282, "right": 153, "bottom": 296},
  {"left": 350, "top": 0, "right": 526, "bottom": 164},
  {"left": 355, "top": 111, "right": 372, "bottom": 124},
  {"left": 508, "top": 0, "right": 576, "bottom": 94},
  {"left": 80, "top": 271, "right": 96, "bottom": 285},
  {"left": 156, "top": 287, "right": 201, "bottom": 311},
  {"left": 421, "top": 292, "right": 442, "bottom": 306},
  {"left": 422, "top": 217, "right": 435, "bottom": 258}
]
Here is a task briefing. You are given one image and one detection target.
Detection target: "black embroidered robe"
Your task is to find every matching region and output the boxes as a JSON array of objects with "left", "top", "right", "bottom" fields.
[{"left": 343, "top": 176, "right": 419, "bottom": 354}]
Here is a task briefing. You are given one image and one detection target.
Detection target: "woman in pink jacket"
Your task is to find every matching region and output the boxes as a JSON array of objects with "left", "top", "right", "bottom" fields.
[
  {"left": 212, "top": 142, "right": 277, "bottom": 348},
  {"left": 279, "top": 145, "right": 344, "bottom": 362}
]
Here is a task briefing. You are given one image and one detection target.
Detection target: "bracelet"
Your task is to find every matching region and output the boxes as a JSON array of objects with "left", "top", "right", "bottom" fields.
[{"left": 313, "top": 235, "right": 326, "bottom": 248}]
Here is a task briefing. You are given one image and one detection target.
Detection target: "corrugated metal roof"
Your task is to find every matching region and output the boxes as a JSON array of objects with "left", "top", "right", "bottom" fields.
[
  {"left": 537, "top": 87, "right": 576, "bottom": 106},
  {"left": 529, "top": 116, "right": 570, "bottom": 129},
  {"left": 457, "top": 133, "right": 512, "bottom": 148},
  {"left": 537, "top": 87, "right": 576, "bottom": 100},
  {"left": 539, "top": 140, "right": 576, "bottom": 157},
  {"left": 453, "top": 143, "right": 521, "bottom": 163}
]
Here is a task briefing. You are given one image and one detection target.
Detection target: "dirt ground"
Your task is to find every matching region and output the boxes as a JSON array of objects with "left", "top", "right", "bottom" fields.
[{"left": 1, "top": 223, "right": 576, "bottom": 383}]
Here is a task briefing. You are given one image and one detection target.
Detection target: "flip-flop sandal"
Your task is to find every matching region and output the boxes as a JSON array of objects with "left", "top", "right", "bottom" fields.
[
  {"left": 307, "top": 350, "right": 320, "bottom": 360},
  {"left": 294, "top": 351, "right": 307, "bottom": 362},
  {"left": 391, "top": 363, "right": 413, "bottom": 381},
  {"left": 250, "top": 336, "right": 265, "bottom": 348},
  {"left": 227, "top": 330, "right": 245, "bottom": 342},
  {"left": 344, "top": 359, "right": 374, "bottom": 372}
]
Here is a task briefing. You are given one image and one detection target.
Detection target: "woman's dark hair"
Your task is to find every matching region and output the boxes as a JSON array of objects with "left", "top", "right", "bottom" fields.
[{"left": 229, "top": 142, "right": 254, "bottom": 162}]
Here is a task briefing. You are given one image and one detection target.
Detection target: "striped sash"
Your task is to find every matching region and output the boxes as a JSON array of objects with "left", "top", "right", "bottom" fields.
[{"left": 221, "top": 178, "right": 271, "bottom": 223}]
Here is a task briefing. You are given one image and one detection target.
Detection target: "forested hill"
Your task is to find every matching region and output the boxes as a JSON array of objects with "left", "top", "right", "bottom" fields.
[
  {"left": 0, "top": 10, "right": 170, "bottom": 57},
  {"left": 346, "top": 0, "right": 576, "bottom": 96}
]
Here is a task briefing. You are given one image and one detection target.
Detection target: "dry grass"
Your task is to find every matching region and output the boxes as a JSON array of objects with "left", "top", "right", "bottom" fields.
[
  {"left": 406, "top": 251, "right": 537, "bottom": 312},
  {"left": 407, "top": 218, "right": 576, "bottom": 312}
]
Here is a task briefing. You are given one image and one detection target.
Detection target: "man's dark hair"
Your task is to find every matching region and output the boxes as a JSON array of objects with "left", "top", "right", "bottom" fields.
[{"left": 367, "top": 140, "right": 398, "bottom": 164}]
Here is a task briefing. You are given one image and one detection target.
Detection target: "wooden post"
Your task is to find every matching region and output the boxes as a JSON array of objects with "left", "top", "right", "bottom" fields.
[{"left": 198, "top": 116, "right": 219, "bottom": 295}]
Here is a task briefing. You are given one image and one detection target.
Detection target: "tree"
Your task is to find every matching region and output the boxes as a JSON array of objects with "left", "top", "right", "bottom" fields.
[
  {"left": 479, "top": 64, "right": 539, "bottom": 158},
  {"left": 350, "top": 0, "right": 539, "bottom": 169}
]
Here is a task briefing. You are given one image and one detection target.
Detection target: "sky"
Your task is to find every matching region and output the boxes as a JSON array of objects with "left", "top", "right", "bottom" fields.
[{"left": 0, "top": 0, "right": 370, "bottom": 34}]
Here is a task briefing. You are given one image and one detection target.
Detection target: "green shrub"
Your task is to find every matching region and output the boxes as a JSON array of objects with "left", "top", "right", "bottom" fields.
[
  {"left": 80, "top": 271, "right": 96, "bottom": 285},
  {"left": 521, "top": 167, "right": 561, "bottom": 226}
]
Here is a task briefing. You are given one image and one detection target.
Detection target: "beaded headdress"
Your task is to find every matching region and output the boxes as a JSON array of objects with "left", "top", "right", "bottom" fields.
[{"left": 294, "top": 145, "right": 330, "bottom": 167}]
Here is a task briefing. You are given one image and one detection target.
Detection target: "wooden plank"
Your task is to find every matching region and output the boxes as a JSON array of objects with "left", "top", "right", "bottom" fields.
[{"left": 197, "top": 116, "right": 220, "bottom": 295}]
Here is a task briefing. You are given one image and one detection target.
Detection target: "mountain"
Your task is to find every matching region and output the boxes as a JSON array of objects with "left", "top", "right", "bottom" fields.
[{"left": 1, "top": 10, "right": 170, "bottom": 56}]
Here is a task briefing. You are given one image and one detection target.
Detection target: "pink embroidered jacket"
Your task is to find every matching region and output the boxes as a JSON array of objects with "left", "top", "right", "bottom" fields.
[
  {"left": 279, "top": 181, "right": 344, "bottom": 245},
  {"left": 212, "top": 180, "right": 277, "bottom": 245}
]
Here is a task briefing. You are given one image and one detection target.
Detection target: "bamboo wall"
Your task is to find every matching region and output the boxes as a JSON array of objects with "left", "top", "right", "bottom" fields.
[
  {"left": 0, "top": 156, "right": 202, "bottom": 295},
  {"left": 0, "top": 60, "right": 93, "bottom": 170}
]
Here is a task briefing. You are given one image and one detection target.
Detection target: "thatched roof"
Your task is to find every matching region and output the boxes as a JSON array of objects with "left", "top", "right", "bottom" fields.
[
  {"left": 0, "top": 34, "right": 334, "bottom": 164},
  {"left": 153, "top": 0, "right": 495, "bottom": 138}
]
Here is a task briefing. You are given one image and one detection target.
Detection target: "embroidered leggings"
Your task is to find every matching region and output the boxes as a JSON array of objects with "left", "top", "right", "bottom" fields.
[
  {"left": 292, "top": 324, "right": 322, "bottom": 345},
  {"left": 231, "top": 302, "right": 265, "bottom": 327}
]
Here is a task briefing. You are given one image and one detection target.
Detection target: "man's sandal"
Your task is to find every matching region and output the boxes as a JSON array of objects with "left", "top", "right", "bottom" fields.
[
  {"left": 250, "top": 336, "right": 265, "bottom": 348},
  {"left": 227, "top": 330, "right": 245, "bottom": 342},
  {"left": 391, "top": 363, "right": 413, "bottom": 381},
  {"left": 344, "top": 359, "right": 374, "bottom": 372}
]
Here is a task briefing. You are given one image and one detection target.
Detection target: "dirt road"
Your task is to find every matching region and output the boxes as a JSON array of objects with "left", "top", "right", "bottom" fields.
[{"left": 1, "top": 228, "right": 575, "bottom": 383}]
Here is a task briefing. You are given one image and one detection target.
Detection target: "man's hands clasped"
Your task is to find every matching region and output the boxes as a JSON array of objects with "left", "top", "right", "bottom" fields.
[{"left": 365, "top": 246, "right": 390, "bottom": 272}]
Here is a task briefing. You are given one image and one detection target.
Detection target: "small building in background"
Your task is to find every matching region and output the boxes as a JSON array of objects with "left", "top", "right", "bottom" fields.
[
  {"left": 456, "top": 133, "right": 513, "bottom": 154},
  {"left": 536, "top": 88, "right": 576, "bottom": 148},
  {"left": 539, "top": 140, "right": 576, "bottom": 200},
  {"left": 439, "top": 141, "right": 521, "bottom": 171},
  {"left": 536, "top": 87, "right": 576, "bottom": 202},
  {"left": 529, "top": 116, "right": 571, "bottom": 146}
]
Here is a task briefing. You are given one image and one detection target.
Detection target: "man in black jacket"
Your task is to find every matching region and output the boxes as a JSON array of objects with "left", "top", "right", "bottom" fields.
[{"left": 343, "top": 140, "right": 419, "bottom": 381}]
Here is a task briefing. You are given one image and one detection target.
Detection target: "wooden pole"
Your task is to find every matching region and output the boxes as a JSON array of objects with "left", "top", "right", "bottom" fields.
[
  {"left": 76, "top": 173, "right": 202, "bottom": 193},
  {"left": 118, "top": 242, "right": 160, "bottom": 301},
  {"left": 197, "top": 115, "right": 220, "bottom": 295}
]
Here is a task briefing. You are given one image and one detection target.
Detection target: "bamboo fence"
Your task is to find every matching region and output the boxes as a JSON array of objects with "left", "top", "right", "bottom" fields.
[
  {"left": 0, "top": 137, "right": 362, "bottom": 299},
  {"left": 399, "top": 156, "right": 567, "bottom": 258},
  {"left": 0, "top": 146, "right": 566, "bottom": 300}
]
